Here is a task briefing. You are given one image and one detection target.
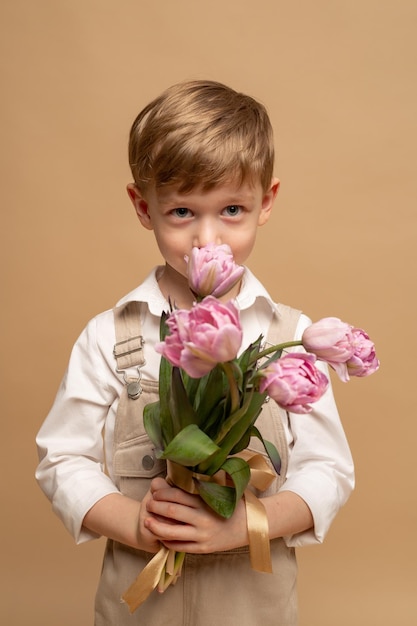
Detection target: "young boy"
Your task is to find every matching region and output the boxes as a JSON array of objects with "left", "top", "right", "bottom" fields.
[{"left": 36, "top": 80, "right": 354, "bottom": 625}]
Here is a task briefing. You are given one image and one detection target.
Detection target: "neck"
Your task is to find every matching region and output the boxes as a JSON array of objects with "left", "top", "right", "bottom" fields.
[{"left": 157, "top": 264, "right": 195, "bottom": 309}]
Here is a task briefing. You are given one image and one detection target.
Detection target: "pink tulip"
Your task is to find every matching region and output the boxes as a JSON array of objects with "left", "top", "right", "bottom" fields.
[
  {"left": 259, "top": 353, "right": 329, "bottom": 414},
  {"left": 346, "top": 328, "right": 380, "bottom": 378},
  {"left": 302, "top": 317, "right": 356, "bottom": 382},
  {"left": 186, "top": 243, "right": 245, "bottom": 298},
  {"left": 156, "top": 296, "right": 243, "bottom": 378}
]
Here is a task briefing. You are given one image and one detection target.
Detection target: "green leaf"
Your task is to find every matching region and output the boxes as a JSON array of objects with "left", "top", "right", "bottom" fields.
[
  {"left": 158, "top": 360, "right": 174, "bottom": 445},
  {"left": 169, "top": 367, "right": 198, "bottom": 432},
  {"left": 180, "top": 370, "right": 202, "bottom": 409},
  {"left": 143, "top": 401, "right": 163, "bottom": 450},
  {"left": 221, "top": 361, "right": 242, "bottom": 412},
  {"left": 229, "top": 360, "right": 244, "bottom": 391},
  {"left": 201, "top": 390, "right": 267, "bottom": 474},
  {"left": 196, "top": 481, "right": 237, "bottom": 518},
  {"left": 157, "top": 313, "right": 174, "bottom": 444},
  {"left": 215, "top": 388, "right": 266, "bottom": 446},
  {"left": 221, "top": 457, "right": 251, "bottom": 503},
  {"left": 213, "top": 392, "right": 254, "bottom": 446},
  {"left": 236, "top": 335, "right": 264, "bottom": 377},
  {"left": 257, "top": 348, "right": 284, "bottom": 370},
  {"left": 178, "top": 366, "right": 230, "bottom": 437},
  {"left": 250, "top": 425, "right": 281, "bottom": 475},
  {"left": 194, "top": 366, "right": 227, "bottom": 424},
  {"left": 201, "top": 400, "right": 227, "bottom": 440},
  {"left": 158, "top": 424, "right": 220, "bottom": 466},
  {"left": 229, "top": 429, "right": 251, "bottom": 455},
  {"left": 158, "top": 355, "right": 172, "bottom": 410}
]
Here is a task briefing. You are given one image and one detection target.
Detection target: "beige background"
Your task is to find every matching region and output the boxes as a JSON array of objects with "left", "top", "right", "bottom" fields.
[{"left": 1, "top": 1, "right": 416, "bottom": 624}]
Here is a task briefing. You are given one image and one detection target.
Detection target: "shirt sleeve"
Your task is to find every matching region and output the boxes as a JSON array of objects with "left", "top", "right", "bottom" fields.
[
  {"left": 35, "top": 313, "right": 121, "bottom": 544},
  {"left": 279, "top": 314, "right": 355, "bottom": 547}
]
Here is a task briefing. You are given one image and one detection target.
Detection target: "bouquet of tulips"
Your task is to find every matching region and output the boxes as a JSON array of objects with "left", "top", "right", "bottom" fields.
[{"left": 122, "top": 243, "right": 379, "bottom": 612}]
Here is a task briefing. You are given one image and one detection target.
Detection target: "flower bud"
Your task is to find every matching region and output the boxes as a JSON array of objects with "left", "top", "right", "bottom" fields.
[
  {"left": 346, "top": 328, "right": 380, "bottom": 378},
  {"left": 186, "top": 243, "right": 244, "bottom": 299},
  {"left": 259, "top": 353, "right": 329, "bottom": 414},
  {"left": 302, "top": 317, "right": 355, "bottom": 382},
  {"left": 156, "top": 296, "right": 243, "bottom": 378}
]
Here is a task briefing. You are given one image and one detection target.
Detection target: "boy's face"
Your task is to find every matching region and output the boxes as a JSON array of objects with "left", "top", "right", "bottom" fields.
[{"left": 128, "top": 178, "right": 279, "bottom": 302}]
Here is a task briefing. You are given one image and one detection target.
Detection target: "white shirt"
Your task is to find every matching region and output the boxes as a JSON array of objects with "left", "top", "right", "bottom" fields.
[{"left": 36, "top": 267, "right": 354, "bottom": 547}]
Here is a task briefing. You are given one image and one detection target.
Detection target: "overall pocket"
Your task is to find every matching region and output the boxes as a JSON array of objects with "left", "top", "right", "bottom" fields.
[{"left": 114, "top": 434, "right": 166, "bottom": 501}]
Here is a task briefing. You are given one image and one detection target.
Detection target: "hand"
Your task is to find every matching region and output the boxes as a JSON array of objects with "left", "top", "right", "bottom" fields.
[
  {"left": 144, "top": 477, "right": 249, "bottom": 554},
  {"left": 137, "top": 487, "right": 164, "bottom": 553},
  {"left": 82, "top": 491, "right": 161, "bottom": 553}
]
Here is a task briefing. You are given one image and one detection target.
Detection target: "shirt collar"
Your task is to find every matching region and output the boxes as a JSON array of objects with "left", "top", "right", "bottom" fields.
[
  {"left": 117, "top": 266, "right": 276, "bottom": 316},
  {"left": 116, "top": 268, "right": 169, "bottom": 316},
  {"left": 236, "top": 267, "right": 275, "bottom": 312}
]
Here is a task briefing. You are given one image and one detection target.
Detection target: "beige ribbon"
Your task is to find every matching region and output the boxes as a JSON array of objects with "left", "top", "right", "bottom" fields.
[
  {"left": 244, "top": 489, "right": 273, "bottom": 573},
  {"left": 122, "top": 545, "right": 170, "bottom": 613},
  {"left": 122, "top": 452, "right": 276, "bottom": 613},
  {"left": 231, "top": 450, "right": 275, "bottom": 573}
]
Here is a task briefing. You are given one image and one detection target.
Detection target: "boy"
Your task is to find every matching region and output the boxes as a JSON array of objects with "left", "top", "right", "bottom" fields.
[{"left": 36, "top": 80, "right": 354, "bottom": 625}]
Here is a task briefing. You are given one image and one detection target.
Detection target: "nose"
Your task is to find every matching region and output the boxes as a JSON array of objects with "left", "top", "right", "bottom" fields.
[{"left": 192, "top": 218, "right": 222, "bottom": 248}]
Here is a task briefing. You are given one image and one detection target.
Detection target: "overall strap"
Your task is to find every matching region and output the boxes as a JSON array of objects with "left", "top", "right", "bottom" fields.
[
  {"left": 265, "top": 303, "right": 302, "bottom": 346},
  {"left": 113, "top": 301, "right": 146, "bottom": 400},
  {"left": 253, "top": 303, "right": 302, "bottom": 497}
]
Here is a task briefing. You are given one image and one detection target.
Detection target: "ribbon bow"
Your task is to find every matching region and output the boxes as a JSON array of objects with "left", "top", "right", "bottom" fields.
[{"left": 122, "top": 451, "right": 275, "bottom": 613}]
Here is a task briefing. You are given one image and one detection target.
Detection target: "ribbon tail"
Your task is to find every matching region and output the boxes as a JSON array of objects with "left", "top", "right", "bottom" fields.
[
  {"left": 244, "top": 489, "right": 273, "bottom": 573},
  {"left": 158, "top": 550, "right": 186, "bottom": 592},
  {"left": 121, "top": 545, "right": 170, "bottom": 613}
]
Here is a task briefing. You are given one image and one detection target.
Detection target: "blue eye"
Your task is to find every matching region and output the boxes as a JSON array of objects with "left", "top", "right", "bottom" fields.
[
  {"left": 173, "top": 208, "right": 192, "bottom": 218},
  {"left": 224, "top": 205, "right": 242, "bottom": 216}
]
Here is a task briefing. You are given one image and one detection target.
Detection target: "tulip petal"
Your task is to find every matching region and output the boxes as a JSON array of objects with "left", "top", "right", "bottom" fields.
[{"left": 186, "top": 243, "right": 244, "bottom": 298}]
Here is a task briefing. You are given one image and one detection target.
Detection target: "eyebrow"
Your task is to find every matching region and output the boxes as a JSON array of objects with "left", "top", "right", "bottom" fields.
[{"left": 157, "top": 190, "right": 257, "bottom": 206}]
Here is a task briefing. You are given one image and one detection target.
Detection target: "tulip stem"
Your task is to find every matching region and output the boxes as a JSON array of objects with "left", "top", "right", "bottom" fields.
[
  {"left": 221, "top": 362, "right": 240, "bottom": 413},
  {"left": 252, "top": 340, "right": 303, "bottom": 364}
]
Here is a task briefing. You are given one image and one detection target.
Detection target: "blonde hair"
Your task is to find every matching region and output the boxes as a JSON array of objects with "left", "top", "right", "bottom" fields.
[{"left": 128, "top": 80, "right": 275, "bottom": 193}]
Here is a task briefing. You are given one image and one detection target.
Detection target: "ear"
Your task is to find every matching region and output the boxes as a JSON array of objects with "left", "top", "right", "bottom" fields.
[
  {"left": 258, "top": 177, "right": 280, "bottom": 226},
  {"left": 127, "top": 183, "right": 154, "bottom": 230}
]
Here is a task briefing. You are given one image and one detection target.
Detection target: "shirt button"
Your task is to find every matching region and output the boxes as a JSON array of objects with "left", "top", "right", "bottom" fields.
[{"left": 142, "top": 455, "right": 155, "bottom": 470}]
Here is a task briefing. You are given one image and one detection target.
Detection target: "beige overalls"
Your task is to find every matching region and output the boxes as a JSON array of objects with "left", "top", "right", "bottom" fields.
[{"left": 94, "top": 302, "right": 301, "bottom": 626}]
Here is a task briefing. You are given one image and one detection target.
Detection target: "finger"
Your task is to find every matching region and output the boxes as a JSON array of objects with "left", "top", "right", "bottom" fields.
[
  {"left": 147, "top": 498, "right": 189, "bottom": 523},
  {"left": 152, "top": 486, "right": 199, "bottom": 508},
  {"left": 150, "top": 477, "right": 170, "bottom": 493},
  {"left": 145, "top": 516, "right": 197, "bottom": 543}
]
